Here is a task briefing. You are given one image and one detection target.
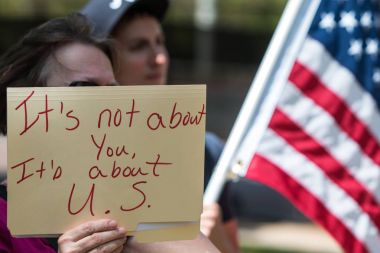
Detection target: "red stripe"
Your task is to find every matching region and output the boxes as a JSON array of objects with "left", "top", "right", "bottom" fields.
[
  {"left": 270, "top": 108, "right": 380, "bottom": 230},
  {"left": 246, "top": 154, "right": 368, "bottom": 253},
  {"left": 289, "top": 61, "right": 380, "bottom": 166}
]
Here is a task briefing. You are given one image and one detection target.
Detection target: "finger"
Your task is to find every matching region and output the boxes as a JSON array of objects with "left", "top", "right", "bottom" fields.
[
  {"left": 65, "top": 219, "right": 118, "bottom": 242},
  {"left": 201, "top": 210, "right": 218, "bottom": 220},
  {"left": 203, "top": 203, "right": 219, "bottom": 210},
  {"left": 200, "top": 224, "right": 211, "bottom": 236},
  {"left": 77, "top": 227, "right": 126, "bottom": 251},
  {"left": 109, "top": 244, "right": 124, "bottom": 253},
  {"left": 114, "top": 244, "right": 125, "bottom": 253},
  {"left": 201, "top": 219, "right": 215, "bottom": 230},
  {"left": 203, "top": 204, "right": 220, "bottom": 213},
  {"left": 87, "top": 237, "right": 127, "bottom": 253}
]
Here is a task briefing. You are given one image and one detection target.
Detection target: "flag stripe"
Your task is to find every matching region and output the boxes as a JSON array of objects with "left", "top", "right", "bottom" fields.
[
  {"left": 246, "top": 154, "right": 368, "bottom": 253},
  {"left": 254, "top": 128, "right": 380, "bottom": 251},
  {"left": 278, "top": 81, "right": 380, "bottom": 201},
  {"left": 289, "top": 61, "right": 380, "bottom": 167},
  {"left": 270, "top": 108, "right": 380, "bottom": 230},
  {"left": 297, "top": 37, "right": 380, "bottom": 144}
]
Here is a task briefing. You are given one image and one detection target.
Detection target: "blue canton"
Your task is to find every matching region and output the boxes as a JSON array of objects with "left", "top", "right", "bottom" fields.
[{"left": 309, "top": 0, "right": 380, "bottom": 108}]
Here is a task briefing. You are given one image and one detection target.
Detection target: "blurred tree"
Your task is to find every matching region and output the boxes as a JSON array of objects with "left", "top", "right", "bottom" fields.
[
  {"left": 166, "top": 0, "right": 285, "bottom": 32},
  {"left": 0, "top": 0, "right": 86, "bottom": 18},
  {"left": 218, "top": 0, "right": 285, "bottom": 32},
  {"left": 0, "top": 0, "right": 285, "bottom": 32}
]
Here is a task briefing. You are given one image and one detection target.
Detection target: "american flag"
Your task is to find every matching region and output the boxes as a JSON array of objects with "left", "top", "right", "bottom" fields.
[{"left": 245, "top": 0, "right": 380, "bottom": 252}]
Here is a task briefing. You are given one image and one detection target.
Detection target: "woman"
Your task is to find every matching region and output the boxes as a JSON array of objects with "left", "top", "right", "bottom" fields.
[
  {"left": 0, "top": 12, "right": 219, "bottom": 253},
  {"left": 0, "top": 13, "right": 125, "bottom": 253}
]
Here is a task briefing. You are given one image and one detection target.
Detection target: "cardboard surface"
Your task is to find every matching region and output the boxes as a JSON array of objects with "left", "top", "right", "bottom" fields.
[{"left": 7, "top": 85, "right": 205, "bottom": 242}]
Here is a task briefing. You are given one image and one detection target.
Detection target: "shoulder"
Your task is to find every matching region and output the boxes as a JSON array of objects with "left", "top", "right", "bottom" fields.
[
  {"left": 0, "top": 192, "right": 13, "bottom": 252},
  {"left": 205, "top": 132, "right": 224, "bottom": 159},
  {"left": 0, "top": 187, "right": 56, "bottom": 253}
]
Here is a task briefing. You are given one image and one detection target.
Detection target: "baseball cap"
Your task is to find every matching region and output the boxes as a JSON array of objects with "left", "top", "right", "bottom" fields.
[{"left": 81, "top": 0, "right": 169, "bottom": 37}]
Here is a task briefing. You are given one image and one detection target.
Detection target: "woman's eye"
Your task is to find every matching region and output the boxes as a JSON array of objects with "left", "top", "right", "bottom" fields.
[
  {"left": 69, "top": 81, "right": 97, "bottom": 87},
  {"left": 129, "top": 41, "right": 148, "bottom": 51}
]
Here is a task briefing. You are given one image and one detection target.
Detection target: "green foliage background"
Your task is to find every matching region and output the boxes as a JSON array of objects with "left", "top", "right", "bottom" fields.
[{"left": 0, "top": 0, "right": 285, "bottom": 32}]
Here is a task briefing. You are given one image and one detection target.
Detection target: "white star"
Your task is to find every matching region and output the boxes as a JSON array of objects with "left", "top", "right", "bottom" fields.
[
  {"left": 373, "top": 68, "right": 380, "bottom": 84},
  {"left": 360, "top": 12, "right": 372, "bottom": 29},
  {"left": 366, "top": 39, "right": 378, "bottom": 56},
  {"left": 319, "top": 13, "right": 336, "bottom": 31},
  {"left": 348, "top": 39, "right": 363, "bottom": 58},
  {"left": 339, "top": 11, "right": 358, "bottom": 32}
]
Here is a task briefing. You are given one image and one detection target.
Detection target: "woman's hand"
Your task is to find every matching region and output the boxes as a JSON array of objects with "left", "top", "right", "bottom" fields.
[
  {"left": 201, "top": 203, "right": 239, "bottom": 253},
  {"left": 58, "top": 219, "right": 127, "bottom": 253},
  {"left": 200, "top": 203, "right": 223, "bottom": 237}
]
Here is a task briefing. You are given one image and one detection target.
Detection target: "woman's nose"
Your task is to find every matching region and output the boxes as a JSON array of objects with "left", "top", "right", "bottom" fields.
[
  {"left": 149, "top": 47, "right": 167, "bottom": 66},
  {"left": 155, "top": 53, "right": 167, "bottom": 65}
]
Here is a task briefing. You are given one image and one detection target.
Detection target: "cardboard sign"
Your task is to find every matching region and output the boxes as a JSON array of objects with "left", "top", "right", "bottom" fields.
[{"left": 7, "top": 85, "right": 206, "bottom": 242}]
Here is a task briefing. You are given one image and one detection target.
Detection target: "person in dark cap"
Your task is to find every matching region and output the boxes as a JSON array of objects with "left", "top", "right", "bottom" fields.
[
  {"left": 81, "top": 1, "right": 239, "bottom": 252},
  {"left": 82, "top": 0, "right": 169, "bottom": 38},
  {"left": 82, "top": 0, "right": 169, "bottom": 86}
]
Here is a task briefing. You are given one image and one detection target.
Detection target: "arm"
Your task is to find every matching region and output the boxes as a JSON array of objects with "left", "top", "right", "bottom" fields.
[
  {"left": 223, "top": 218, "right": 239, "bottom": 251},
  {"left": 58, "top": 219, "right": 126, "bottom": 253},
  {"left": 201, "top": 203, "right": 239, "bottom": 253},
  {"left": 123, "top": 232, "right": 220, "bottom": 253},
  {"left": 204, "top": 133, "right": 240, "bottom": 253}
]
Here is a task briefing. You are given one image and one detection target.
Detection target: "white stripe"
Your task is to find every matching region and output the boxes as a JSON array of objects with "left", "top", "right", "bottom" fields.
[
  {"left": 278, "top": 82, "right": 380, "bottom": 202},
  {"left": 257, "top": 129, "right": 380, "bottom": 251},
  {"left": 297, "top": 37, "right": 380, "bottom": 144}
]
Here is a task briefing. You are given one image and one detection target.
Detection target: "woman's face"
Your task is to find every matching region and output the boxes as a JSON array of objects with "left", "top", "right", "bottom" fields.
[
  {"left": 0, "top": 43, "right": 117, "bottom": 174},
  {"left": 45, "top": 42, "right": 117, "bottom": 87},
  {"left": 112, "top": 15, "right": 169, "bottom": 86}
]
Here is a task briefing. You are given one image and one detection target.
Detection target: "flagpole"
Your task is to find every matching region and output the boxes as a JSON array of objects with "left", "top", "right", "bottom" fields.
[{"left": 204, "top": 0, "right": 320, "bottom": 204}]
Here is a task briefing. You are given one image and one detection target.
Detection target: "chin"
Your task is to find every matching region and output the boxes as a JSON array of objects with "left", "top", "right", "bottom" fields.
[{"left": 145, "top": 78, "right": 165, "bottom": 85}]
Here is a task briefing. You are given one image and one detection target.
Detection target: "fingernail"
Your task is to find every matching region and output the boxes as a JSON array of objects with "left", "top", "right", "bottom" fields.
[
  {"left": 109, "top": 220, "right": 117, "bottom": 227},
  {"left": 118, "top": 227, "right": 126, "bottom": 233}
]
